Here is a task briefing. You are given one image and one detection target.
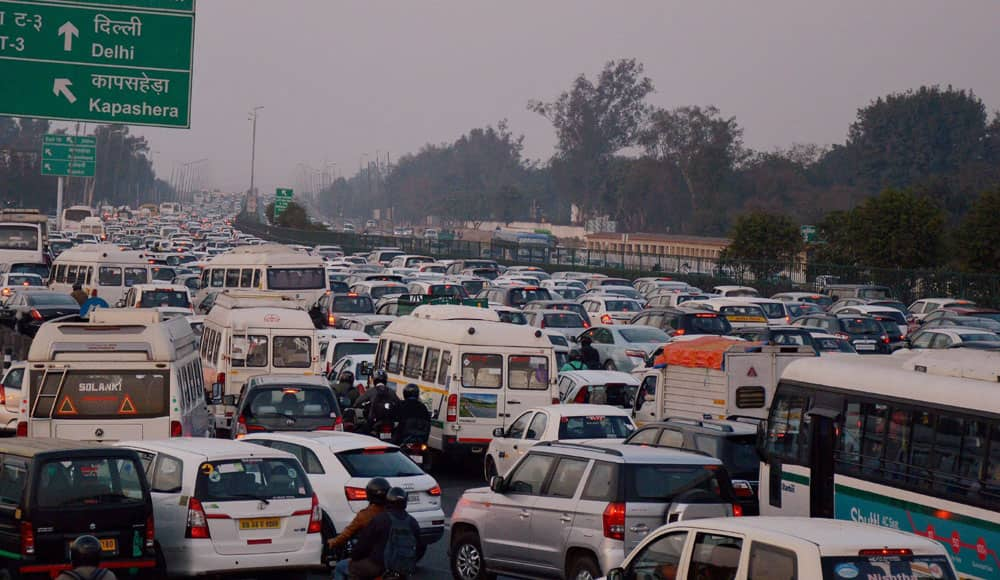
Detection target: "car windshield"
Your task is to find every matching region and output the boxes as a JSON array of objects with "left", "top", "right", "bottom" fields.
[
  {"left": 36, "top": 456, "right": 145, "bottom": 508},
  {"left": 754, "top": 303, "right": 785, "bottom": 318},
  {"left": 370, "top": 286, "right": 405, "bottom": 299},
  {"left": 624, "top": 464, "right": 728, "bottom": 503},
  {"left": 958, "top": 333, "right": 1000, "bottom": 342},
  {"left": 10, "top": 263, "right": 48, "bottom": 278},
  {"left": 510, "top": 288, "right": 552, "bottom": 305},
  {"left": 246, "top": 386, "right": 337, "bottom": 418},
  {"left": 333, "top": 295, "right": 375, "bottom": 313},
  {"left": 195, "top": 458, "right": 311, "bottom": 501},
  {"left": 7, "top": 275, "right": 41, "bottom": 286},
  {"left": 27, "top": 293, "right": 79, "bottom": 307},
  {"left": 336, "top": 448, "right": 423, "bottom": 477},
  {"left": 543, "top": 313, "right": 584, "bottom": 327},
  {"left": 815, "top": 338, "right": 856, "bottom": 353},
  {"left": 557, "top": 415, "right": 634, "bottom": 439},
  {"left": 605, "top": 299, "right": 642, "bottom": 312},
  {"left": 619, "top": 327, "right": 669, "bottom": 343},
  {"left": 821, "top": 555, "right": 957, "bottom": 580},
  {"left": 840, "top": 317, "right": 882, "bottom": 334},
  {"left": 139, "top": 290, "right": 190, "bottom": 308},
  {"left": 954, "top": 317, "right": 1000, "bottom": 331}
]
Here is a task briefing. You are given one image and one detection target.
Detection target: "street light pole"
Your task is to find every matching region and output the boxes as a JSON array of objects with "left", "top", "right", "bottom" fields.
[{"left": 249, "top": 106, "right": 264, "bottom": 199}]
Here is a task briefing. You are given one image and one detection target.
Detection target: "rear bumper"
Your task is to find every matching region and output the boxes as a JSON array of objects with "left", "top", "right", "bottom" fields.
[
  {"left": 419, "top": 525, "right": 445, "bottom": 545},
  {"left": 442, "top": 436, "right": 491, "bottom": 455},
  {"left": 20, "top": 557, "right": 156, "bottom": 577},
  {"left": 164, "top": 534, "right": 323, "bottom": 576}
]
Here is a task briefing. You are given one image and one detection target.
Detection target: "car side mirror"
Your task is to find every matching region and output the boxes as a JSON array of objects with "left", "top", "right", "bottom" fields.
[
  {"left": 570, "top": 335, "right": 579, "bottom": 343},
  {"left": 606, "top": 568, "right": 626, "bottom": 580},
  {"left": 489, "top": 475, "right": 506, "bottom": 493},
  {"left": 222, "top": 394, "right": 236, "bottom": 406},
  {"left": 492, "top": 427, "right": 506, "bottom": 438}
]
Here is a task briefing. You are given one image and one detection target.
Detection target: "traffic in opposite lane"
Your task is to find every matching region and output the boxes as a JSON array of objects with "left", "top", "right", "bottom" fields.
[{"left": 0, "top": 199, "right": 992, "bottom": 580}]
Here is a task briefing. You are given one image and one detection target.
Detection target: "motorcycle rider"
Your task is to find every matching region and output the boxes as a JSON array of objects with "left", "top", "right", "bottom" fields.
[
  {"left": 579, "top": 335, "right": 601, "bottom": 370},
  {"left": 560, "top": 349, "right": 588, "bottom": 371},
  {"left": 391, "top": 383, "right": 431, "bottom": 445},
  {"left": 348, "top": 487, "right": 422, "bottom": 580},
  {"left": 333, "top": 370, "right": 360, "bottom": 406},
  {"left": 56, "top": 535, "right": 116, "bottom": 580},
  {"left": 329, "top": 477, "right": 391, "bottom": 580},
  {"left": 354, "top": 369, "right": 399, "bottom": 434}
]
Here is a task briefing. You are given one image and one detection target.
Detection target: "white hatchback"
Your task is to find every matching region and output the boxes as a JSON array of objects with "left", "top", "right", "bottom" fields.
[
  {"left": 117, "top": 439, "right": 323, "bottom": 578},
  {"left": 243, "top": 432, "right": 446, "bottom": 549}
]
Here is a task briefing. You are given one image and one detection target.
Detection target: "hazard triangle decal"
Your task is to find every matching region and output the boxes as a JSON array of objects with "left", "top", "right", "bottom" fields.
[
  {"left": 118, "top": 394, "right": 138, "bottom": 415},
  {"left": 56, "top": 396, "right": 78, "bottom": 415},
  {"left": 747, "top": 367, "right": 758, "bottom": 378}
]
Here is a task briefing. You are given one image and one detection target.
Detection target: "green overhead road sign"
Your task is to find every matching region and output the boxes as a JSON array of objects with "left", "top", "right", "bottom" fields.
[
  {"left": 42, "top": 133, "right": 96, "bottom": 177},
  {"left": 274, "top": 188, "right": 293, "bottom": 217},
  {"left": 0, "top": 0, "right": 195, "bottom": 128}
]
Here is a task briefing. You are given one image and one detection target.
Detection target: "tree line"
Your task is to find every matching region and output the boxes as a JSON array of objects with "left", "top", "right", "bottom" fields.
[
  {"left": 317, "top": 59, "right": 1000, "bottom": 274},
  {"left": 0, "top": 118, "right": 174, "bottom": 212}
]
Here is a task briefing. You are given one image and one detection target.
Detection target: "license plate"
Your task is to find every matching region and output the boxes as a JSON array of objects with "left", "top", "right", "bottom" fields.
[
  {"left": 407, "top": 492, "right": 420, "bottom": 504},
  {"left": 239, "top": 517, "right": 280, "bottom": 530},
  {"left": 410, "top": 455, "right": 423, "bottom": 464},
  {"left": 379, "top": 432, "right": 392, "bottom": 440},
  {"left": 728, "top": 316, "right": 766, "bottom": 323},
  {"left": 99, "top": 538, "right": 116, "bottom": 552},
  {"left": 856, "top": 343, "right": 876, "bottom": 350}
]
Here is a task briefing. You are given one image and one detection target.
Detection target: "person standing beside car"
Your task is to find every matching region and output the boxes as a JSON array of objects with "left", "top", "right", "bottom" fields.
[{"left": 579, "top": 336, "right": 601, "bottom": 370}]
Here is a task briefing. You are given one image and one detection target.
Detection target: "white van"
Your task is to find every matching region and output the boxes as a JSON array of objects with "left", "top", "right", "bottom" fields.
[
  {"left": 198, "top": 244, "right": 329, "bottom": 307},
  {"left": 201, "top": 292, "right": 321, "bottom": 436},
  {"left": 50, "top": 244, "right": 153, "bottom": 305},
  {"left": 376, "top": 306, "right": 558, "bottom": 466},
  {"left": 21, "top": 309, "right": 212, "bottom": 441}
]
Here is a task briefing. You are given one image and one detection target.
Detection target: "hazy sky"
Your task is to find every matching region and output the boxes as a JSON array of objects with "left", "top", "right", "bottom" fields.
[{"left": 130, "top": 0, "right": 1000, "bottom": 194}]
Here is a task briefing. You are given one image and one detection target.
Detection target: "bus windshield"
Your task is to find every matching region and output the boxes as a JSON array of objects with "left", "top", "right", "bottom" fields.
[
  {"left": 31, "top": 370, "right": 168, "bottom": 419},
  {"left": 63, "top": 209, "right": 92, "bottom": 222},
  {"left": 267, "top": 268, "right": 326, "bottom": 290},
  {"left": 0, "top": 226, "right": 39, "bottom": 251}
]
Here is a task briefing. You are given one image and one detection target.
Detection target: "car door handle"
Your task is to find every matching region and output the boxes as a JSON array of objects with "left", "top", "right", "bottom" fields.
[
  {"left": 508, "top": 400, "right": 521, "bottom": 405},
  {"left": 560, "top": 514, "right": 573, "bottom": 523},
  {"left": 519, "top": 510, "right": 531, "bottom": 519}
]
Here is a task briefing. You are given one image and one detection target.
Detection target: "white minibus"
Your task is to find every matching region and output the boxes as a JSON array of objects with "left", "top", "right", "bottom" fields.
[
  {"left": 200, "top": 292, "right": 322, "bottom": 436},
  {"left": 50, "top": 244, "right": 153, "bottom": 305},
  {"left": 376, "top": 305, "right": 558, "bottom": 467},
  {"left": 59, "top": 205, "right": 95, "bottom": 233},
  {"left": 20, "top": 309, "right": 212, "bottom": 441},
  {"left": 198, "top": 244, "right": 329, "bottom": 307}
]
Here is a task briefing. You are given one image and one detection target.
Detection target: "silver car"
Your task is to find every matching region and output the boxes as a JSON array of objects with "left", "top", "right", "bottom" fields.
[
  {"left": 574, "top": 325, "right": 669, "bottom": 371},
  {"left": 450, "top": 441, "right": 737, "bottom": 580}
]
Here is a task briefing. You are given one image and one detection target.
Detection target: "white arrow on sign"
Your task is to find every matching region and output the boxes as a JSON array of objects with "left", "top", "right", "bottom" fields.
[
  {"left": 44, "top": 148, "right": 52, "bottom": 156},
  {"left": 53, "top": 79, "right": 76, "bottom": 104},
  {"left": 44, "top": 163, "right": 52, "bottom": 171},
  {"left": 58, "top": 21, "right": 79, "bottom": 51}
]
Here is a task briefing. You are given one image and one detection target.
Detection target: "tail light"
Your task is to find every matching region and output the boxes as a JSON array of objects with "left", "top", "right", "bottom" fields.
[
  {"left": 732, "top": 503, "right": 744, "bottom": 517},
  {"left": 235, "top": 415, "right": 247, "bottom": 438},
  {"left": 345, "top": 486, "right": 368, "bottom": 501},
  {"left": 29, "top": 309, "right": 42, "bottom": 321},
  {"left": 582, "top": 321, "right": 590, "bottom": 328},
  {"left": 317, "top": 416, "right": 344, "bottom": 431},
  {"left": 327, "top": 314, "right": 336, "bottom": 327},
  {"left": 215, "top": 372, "right": 225, "bottom": 386},
  {"left": 860, "top": 548, "right": 912, "bottom": 557},
  {"left": 674, "top": 328, "right": 686, "bottom": 336},
  {"left": 326, "top": 362, "right": 332, "bottom": 375},
  {"left": 185, "top": 497, "right": 210, "bottom": 539},
  {"left": 540, "top": 320, "right": 546, "bottom": 328},
  {"left": 15, "top": 421, "right": 26, "bottom": 437},
  {"left": 835, "top": 332, "right": 849, "bottom": 340},
  {"left": 145, "top": 514, "right": 156, "bottom": 549},
  {"left": 307, "top": 493, "right": 322, "bottom": 534},
  {"left": 881, "top": 335, "right": 890, "bottom": 344},
  {"left": 428, "top": 485, "right": 441, "bottom": 496},
  {"left": 625, "top": 349, "right": 646, "bottom": 359},
  {"left": 170, "top": 420, "right": 183, "bottom": 437},
  {"left": 602, "top": 503, "right": 626, "bottom": 540},
  {"left": 731, "top": 480, "right": 755, "bottom": 498},
  {"left": 551, "top": 397, "right": 560, "bottom": 404},
  {"left": 20, "top": 521, "right": 34, "bottom": 555},
  {"left": 446, "top": 394, "right": 457, "bottom": 422},
  {"left": 0, "top": 384, "right": 5, "bottom": 406},
  {"left": 601, "top": 314, "right": 612, "bottom": 324}
]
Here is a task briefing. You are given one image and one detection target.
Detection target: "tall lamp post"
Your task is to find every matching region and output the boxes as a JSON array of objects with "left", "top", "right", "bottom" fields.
[{"left": 248, "top": 106, "right": 264, "bottom": 199}]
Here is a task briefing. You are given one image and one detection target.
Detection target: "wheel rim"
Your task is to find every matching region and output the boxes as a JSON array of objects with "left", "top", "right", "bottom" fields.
[
  {"left": 575, "top": 569, "right": 595, "bottom": 580},
  {"left": 455, "top": 542, "right": 482, "bottom": 580}
]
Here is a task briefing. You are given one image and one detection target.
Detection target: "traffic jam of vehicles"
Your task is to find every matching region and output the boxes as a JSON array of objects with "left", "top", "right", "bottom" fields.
[{"left": 0, "top": 201, "right": 994, "bottom": 580}]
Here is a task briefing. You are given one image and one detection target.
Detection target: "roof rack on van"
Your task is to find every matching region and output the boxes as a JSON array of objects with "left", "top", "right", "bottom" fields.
[
  {"left": 213, "top": 292, "right": 302, "bottom": 310},
  {"left": 663, "top": 417, "right": 736, "bottom": 433},
  {"left": 89, "top": 309, "right": 163, "bottom": 325},
  {"left": 533, "top": 441, "right": 624, "bottom": 457}
]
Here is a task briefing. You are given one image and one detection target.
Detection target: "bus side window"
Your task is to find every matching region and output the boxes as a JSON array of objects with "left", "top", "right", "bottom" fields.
[
  {"left": 200, "top": 270, "right": 210, "bottom": 289},
  {"left": 252, "top": 269, "right": 261, "bottom": 288},
  {"left": 239, "top": 269, "right": 253, "bottom": 288},
  {"left": 385, "top": 342, "right": 405, "bottom": 374},
  {"left": 225, "top": 269, "right": 240, "bottom": 288},
  {"left": 423, "top": 348, "right": 441, "bottom": 382},
  {"left": 438, "top": 351, "right": 452, "bottom": 385},
  {"left": 765, "top": 389, "right": 810, "bottom": 464},
  {"left": 210, "top": 269, "right": 224, "bottom": 288}
]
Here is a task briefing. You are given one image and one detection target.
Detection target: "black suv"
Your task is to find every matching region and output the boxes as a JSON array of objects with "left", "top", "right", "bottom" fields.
[
  {"left": 791, "top": 313, "right": 890, "bottom": 354},
  {"left": 628, "top": 307, "right": 732, "bottom": 337},
  {"left": 0, "top": 440, "right": 156, "bottom": 576},
  {"left": 309, "top": 292, "right": 375, "bottom": 328},
  {"left": 731, "top": 326, "right": 817, "bottom": 352},
  {"left": 624, "top": 417, "right": 761, "bottom": 515}
]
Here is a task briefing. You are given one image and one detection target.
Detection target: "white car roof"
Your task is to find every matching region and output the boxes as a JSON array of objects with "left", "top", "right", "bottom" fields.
[
  {"left": 557, "top": 370, "right": 640, "bottom": 384},
  {"left": 118, "top": 438, "right": 294, "bottom": 462},
  {"left": 131, "top": 283, "right": 189, "bottom": 292},
  {"left": 244, "top": 431, "right": 395, "bottom": 452},
  {"left": 920, "top": 327, "right": 999, "bottom": 338}
]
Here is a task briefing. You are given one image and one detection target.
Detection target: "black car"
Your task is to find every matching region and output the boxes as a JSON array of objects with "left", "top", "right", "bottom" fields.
[
  {"left": 0, "top": 289, "right": 79, "bottom": 336},
  {"left": 628, "top": 307, "right": 733, "bottom": 337},
  {"left": 731, "top": 325, "right": 817, "bottom": 351},
  {"left": 0, "top": 440, "right": 156, "bottom": 576},
  {"left": 523, "top": 300, "right": 592, "bottom": 326},
  {"left": 790, "top": 313, "right": 891, "bottom": 354},
  {"left": 310, "top": 292, "right": 375, "bottom": 328},
  {"left": 230, "top": 375, "right": 343, "bottom": 438},
  {"left": 623, "top": 417, "right": 761, "bottom": 515}
]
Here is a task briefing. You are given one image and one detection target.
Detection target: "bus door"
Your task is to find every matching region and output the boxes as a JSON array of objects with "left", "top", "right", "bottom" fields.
[
  {"left": 455, "top": 352, "right": 507, "bottom": 449},
  {"left": 505, "top": 353, "right": 554, "bottom": 423},
  {"left": 807, "top": 406, "right": 838, "bottom": 518}
]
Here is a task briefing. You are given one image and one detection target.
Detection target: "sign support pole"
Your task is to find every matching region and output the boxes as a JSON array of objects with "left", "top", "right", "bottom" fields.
[{"left": 56, "top": 177, "right": 64, "bottom": 231}]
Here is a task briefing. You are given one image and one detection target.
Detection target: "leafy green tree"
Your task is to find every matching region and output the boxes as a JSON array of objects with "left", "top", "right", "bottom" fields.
[
  {"left": 275, "top": 201, "right": 312, "bottom": 228},
  {"left": 720, "top": 211, "right": 803, "bottom": 279},
  {"left": 956, "top": 188, "right": 1000, "bottom": 272}
]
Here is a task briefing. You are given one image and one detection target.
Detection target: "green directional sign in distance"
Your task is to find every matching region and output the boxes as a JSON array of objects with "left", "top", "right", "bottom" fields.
[
  {"left": 0, "top": 0, "right": 195, "bottom": 128},
  {"left": 274, "top": 188, "right": 293, "bottom": 217},
  {"left": 42, "top": 134, "right": 97, "bottom": 177}
]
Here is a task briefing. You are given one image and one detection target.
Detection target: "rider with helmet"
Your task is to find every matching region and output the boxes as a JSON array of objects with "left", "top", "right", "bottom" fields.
[
  {"left": 560, "top": 349, "right": 588, "bottom": 371},
  {"left": 391, "top": 383, "right": 431, "bottom": 445},
  {"left": 330, "top": 477, "right": 391, "bottom": 580},
  {"left": 349, "top": 487, "right": 422, "bottom": 580},
  {"left": 354, "top": 369, "right": 399, "bottom": 432},
  {"left": 334, "top": 370, "right": 360, "bottom": 406},
  {"left": 56, "top": 535, "right": 116, "bottom": 580}
]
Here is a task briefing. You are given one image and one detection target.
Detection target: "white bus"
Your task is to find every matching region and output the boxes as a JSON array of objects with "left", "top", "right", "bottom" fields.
[
  {"left": 159, "top": 202, "right": 181, "bottom": 216},
  {"left": 0, "top": 209, "right": 47, "bottom": 268},
  {"left": 50, "top": 244, "right": 152, "bottom": 304},
  {"left": 198, "top": 244, "right": 329, "bottom": 307},
  {"left": 60, "top": 205, "right": 95, "bottom": 233},
  {"left": 758, "top": 350, "right": 1000, "bottom": 580},
  {"left": 376, "top": 305, "right": 558, "bottom": 467},
  {"left": 20, "top": 309, "right": 213, "bottom": 441},
  {"left": 200, "top": 292, "right": 321, "bottom": 436}
]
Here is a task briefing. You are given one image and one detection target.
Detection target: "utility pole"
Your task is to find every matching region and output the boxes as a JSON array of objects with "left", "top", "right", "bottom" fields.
[{"left": 248, "top": 106, "right": 263, "bottom": 200}]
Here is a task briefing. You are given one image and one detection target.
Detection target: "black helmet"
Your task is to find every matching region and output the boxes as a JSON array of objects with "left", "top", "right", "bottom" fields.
[
  {"left": 580, "top": 336, "right": 592, "bottom": 345},
  {"left": 70, "top": 535, "right": 102, "bottom": 567},
  {"left": 372, "top": 368, "right": 388, "bottom": 385},
  {"left": 365, "top": 477, "right": 391, "bottom": 505},
  {"left": 402, "top": 383, "right": 420, "bottom": 400},
  {"left": 386, "top": 486, "right": 408, "bottom": 510},
  {"left": 338, "top": 370, "right": 354, "bottom": 383},
  {"left": 569, "top": 349, "right": 582, "bottom": 362}
]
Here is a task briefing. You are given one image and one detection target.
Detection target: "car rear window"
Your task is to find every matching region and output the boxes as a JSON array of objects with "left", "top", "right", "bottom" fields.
[
  {"left": 958, "top": 333, "right": 1000, "bottom": 343},
  {"left": 720, "top": 306, "right": 766, "bottom": 319},
  {"left": 246, "top": 386, "right": 337, "bottom": 418},
  {"left": 840, "top": 318, "right": 882, "bottom": 334},
  {"left": 27, "top": 293, "right": 79, "bottom": 307},
  {"left": 873, "top": 310, "right": 906, "bottom": 325},
  {"left": 139, "top": 290, "right": 190, "bottom": 308},
  {"left": 557, "top": 415, "right": 634, "bottom": 439},
  {"left": 8, "top": 275, "right": 41, "bottom": 286},
  {"left": 619, "top": 327, "right": 669, "bottom": 343},
  {"left": 543, "top": 313, "right": 584, "bottom": 327},
  {"left": 686, "top": 314, "right": 732, "bottom": 334},
  {"left": 605, "top": 300, "right": 642, "bottom": 312},
  {"left": 815, "top": 338, "right": 856, "bottom": 353},
  {"left": 624, "top": 464, "right": 728, "bottom": 503},
  {"left": 332, "top": 341, "right": 377, "bottom": 361},
  {"left": 821, "top": 555, "right": 956, "bottom": 580},
  {"left": 195, "top": 458, "right": 311, "bottom": 501},
  {"left": 510, "top": 288, "right": 552, "bottom": 305},
  {"left": 755, "top": 303, "right": 785, "bottom": 318},
  {"left": 336, "top": 448, "right": 422, "bottom": 477},
  {"left": 370, "top": 286, "right": 406, "bottom": 300},
  {"left": 36, "top": 456, "right": 145, "bottom": 508},
  {"left": 428, "top": 285, "right": 468, "bottom": 298},
  {"left": 333, "top": 296, "right": 375, "bottom": 313}
]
